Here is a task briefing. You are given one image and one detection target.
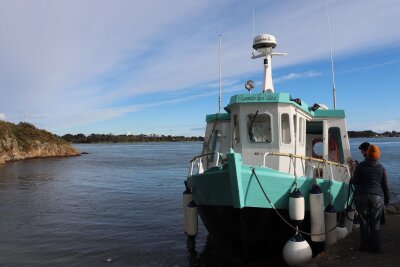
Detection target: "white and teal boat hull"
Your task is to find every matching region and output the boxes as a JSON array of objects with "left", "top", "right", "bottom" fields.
[{"left": 186, "top": 152, "right": 352, "bottom": 263}]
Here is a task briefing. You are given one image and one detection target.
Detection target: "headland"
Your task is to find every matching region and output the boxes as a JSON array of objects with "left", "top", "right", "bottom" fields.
[
  {"left": 348, "top": 130, "right": 400, "bottom": 138},
  {"left": 0, "top": 121, "right": 80, "bottom": 163}
]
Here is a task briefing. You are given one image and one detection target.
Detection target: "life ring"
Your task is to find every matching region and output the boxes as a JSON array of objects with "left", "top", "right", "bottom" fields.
[{"left": 312, "top": 138, "right": 323, "bottom": 159}]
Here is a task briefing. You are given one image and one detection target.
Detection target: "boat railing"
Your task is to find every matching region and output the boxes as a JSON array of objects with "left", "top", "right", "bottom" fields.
[
  {"left": 262, "top": 152, "right": 351, "bottom": 181},
  {"left": 188, "top": 152, "right": 223, "bottom": 176}
]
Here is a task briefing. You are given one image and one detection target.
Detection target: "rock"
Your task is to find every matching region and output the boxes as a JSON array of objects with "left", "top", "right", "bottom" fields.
[{"left": 0, "top": 121, "right": 80, "bottom": 163}]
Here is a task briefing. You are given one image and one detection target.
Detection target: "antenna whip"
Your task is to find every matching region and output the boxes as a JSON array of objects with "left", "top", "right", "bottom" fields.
[
  {"left": 219, "top": 35, "right": 222, "bottom": 113},
  {"left": 325, "top": 0, "right": 336, "bottom": 110}
]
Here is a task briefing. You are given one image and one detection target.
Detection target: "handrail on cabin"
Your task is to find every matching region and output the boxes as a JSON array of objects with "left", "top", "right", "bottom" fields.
[
  {"left": 263, "top": 152, "right": 351, "bottom": 180},
  {"left": 188, "top": 152, "right": 223, "bottom": 176}
]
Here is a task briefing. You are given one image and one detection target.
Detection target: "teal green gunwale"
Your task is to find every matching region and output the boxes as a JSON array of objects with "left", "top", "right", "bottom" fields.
[
  {"left": 188, "top": 152, "right": 351, "bottom": 212},
  {"left": 206, "top": 113, "right": 231, "bottom": 122},
  {"left": 189, "top": 165, "right": 233, "bottom": 206}
]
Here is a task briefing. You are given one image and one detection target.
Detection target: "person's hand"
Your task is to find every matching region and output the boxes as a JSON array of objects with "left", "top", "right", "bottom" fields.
[{"left": 347, "top": 157, "right": 357, "bottom": 169}]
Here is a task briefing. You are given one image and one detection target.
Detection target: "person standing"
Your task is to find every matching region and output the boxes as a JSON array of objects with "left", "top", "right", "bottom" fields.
[
  {"left": 352, "top": 144, "right": 390, "bottom": 253},
  {"left": 348, "top": 142, "right": 370, "bottom": 173},
  {"left": 358, "top": 142, "right": 370, "bottom": 158}
]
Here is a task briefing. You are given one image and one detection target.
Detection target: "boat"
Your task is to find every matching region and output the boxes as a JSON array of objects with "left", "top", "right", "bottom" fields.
[{"left": 184, "top": 34, "right": 353, "bottom": 264}]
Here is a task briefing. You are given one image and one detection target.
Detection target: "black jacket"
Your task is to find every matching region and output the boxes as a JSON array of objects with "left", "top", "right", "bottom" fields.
[{"left": 352, "top": 158, "right": 390, "bottom": 204}]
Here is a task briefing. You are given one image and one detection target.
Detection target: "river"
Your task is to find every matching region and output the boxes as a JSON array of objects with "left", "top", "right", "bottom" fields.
[{"left": 0, "top": 139, "right": 398, "bottom": 266}]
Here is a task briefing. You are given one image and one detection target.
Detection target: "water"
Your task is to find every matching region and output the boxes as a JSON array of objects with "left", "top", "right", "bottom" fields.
[{"left": 0, "top": 139, "right": 399, "bottom": 266}]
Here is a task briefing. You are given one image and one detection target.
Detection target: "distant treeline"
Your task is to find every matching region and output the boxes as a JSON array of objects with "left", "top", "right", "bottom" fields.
[
  {"left": 60, "top": 130, "right": 400, "bottom": 143},
  {"left": 61, "top": 133, "right": 204, "bottom": 143},
  {"left": 348, "top": 130, "right": 400, "bottom": 138}
]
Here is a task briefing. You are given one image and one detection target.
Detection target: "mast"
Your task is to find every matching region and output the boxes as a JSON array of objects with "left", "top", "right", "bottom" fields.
[
  {"left": 252, "top": 34, "right": 286, "bottom": 93},
  {"left": 218, "top": 35, "right": 222, "bottom": 113}
]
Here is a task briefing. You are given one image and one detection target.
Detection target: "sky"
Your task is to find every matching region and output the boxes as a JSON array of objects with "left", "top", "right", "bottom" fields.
[{"left": 0, "top": 0, "right": 400, "bottom": 137}]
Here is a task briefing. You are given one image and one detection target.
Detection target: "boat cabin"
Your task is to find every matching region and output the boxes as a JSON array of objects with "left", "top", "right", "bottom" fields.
[{"left": 201, "top": 92, "right": 351, "bottom": 181}]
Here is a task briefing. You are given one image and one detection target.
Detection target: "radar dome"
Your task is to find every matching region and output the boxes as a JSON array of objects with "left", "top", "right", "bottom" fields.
[{"left": 253, "top": 34, "right": 277, "bottom": 50}]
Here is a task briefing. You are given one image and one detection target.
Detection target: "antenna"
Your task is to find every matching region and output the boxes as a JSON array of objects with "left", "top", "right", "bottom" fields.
[
  {"left": 252, "top": 6, "right": 255, "bottom": 38},
  {"left": 251, "top": 6, "right": 256, "bottom": 56},
  {"left": 325, "top": 0, "right": 337, "bottom": 110},
  {"left": 218, "top": 35, "right": 222, "bottom": 113}
]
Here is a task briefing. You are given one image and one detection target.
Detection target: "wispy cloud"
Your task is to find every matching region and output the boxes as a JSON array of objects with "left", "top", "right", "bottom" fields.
[
  {"left": 275, "top": 71, "right": 322, "bottom": 83},
  {"left": 191, "top": 127, "right": 205, "bottom": 132},
  {"left": 61, "top": 105, "right": 142, "bottom": 128},
  {"left": 19, "top": 114, "right": 47, "bottom": 120},
  {"left": 0, "top": 0, "right": 400, "bottom": 133},
  {"left": 343, "top": 59, "right": 400, "bottom": 74},
  {"left": 58, "top": 87, "right": 235, "bottom": 129},
  {"left": 0, "top": 113, "right": 6, "bottom": 121}
]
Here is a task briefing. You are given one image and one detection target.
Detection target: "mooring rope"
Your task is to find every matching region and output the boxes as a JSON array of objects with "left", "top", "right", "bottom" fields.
[{"left": 251, "top": 168, "right": 351, "bottom": 236}]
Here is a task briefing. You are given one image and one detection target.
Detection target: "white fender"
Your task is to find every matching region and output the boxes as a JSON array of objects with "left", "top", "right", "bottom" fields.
[
  {"left": 283, "top": 233, "right": 312, "bottom": 267},
  {"left": 183, "top": 188, "right": 192, "bottom": 232},
  {"left": 289, "top": 188, "right": 305, "bottom": 224},
  {"left": 336, "top": 226, "right": 348, "bottom": 240},
  {"left": 185, "top": 200, "right": 198, "bottom": 236},
  {"left": 353, "top": 214, "right": 360, "bottom": 230},
  {"left": 344, "top": 207, "right": 355, "bottom": 234},
  {"left": 197, "top": 161, "right": 204, "bottom": 174},
  {"left": 309, "top": 184, "right": 325, "bottom": 242},
  {"left": 324, "top": 204, "right": 337, "bottom": 246}
]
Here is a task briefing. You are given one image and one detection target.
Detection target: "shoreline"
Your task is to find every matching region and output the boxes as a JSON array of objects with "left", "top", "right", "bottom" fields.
[
  {"left": 68, "top": 136, "right": 399, "bottom": 144},
  {"left": 69, "top": 140, "right": 204, "bottom": 144},
  {"left": 0, "top": 153, "right": 81, "bottom": 164}
]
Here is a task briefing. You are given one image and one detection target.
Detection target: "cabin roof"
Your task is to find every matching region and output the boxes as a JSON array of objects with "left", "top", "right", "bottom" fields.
[
  {"left": 228, "top": 92, "right": 311, "bottom": 113},
  {"left": 228, "top": 92, "right": 345, "bottom": 117},
  {"left": 313, "top": 109, "right": 345, "bottom": 118},
  {"left": 205, "top": 93, "right": 346, "bottom": 122}
]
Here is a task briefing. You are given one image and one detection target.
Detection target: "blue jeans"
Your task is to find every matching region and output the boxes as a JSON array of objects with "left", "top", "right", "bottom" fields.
[{"left": 355, "top": 194, "right": 384, "bottom": 252}]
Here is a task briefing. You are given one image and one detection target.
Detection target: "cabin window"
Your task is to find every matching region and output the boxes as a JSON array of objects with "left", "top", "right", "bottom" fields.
[
  {"left": 281, "top": 113, "right": 291, "bottom": 144},
  {"left": 208, "top": 130, "right": 221, "bottom": 163},
  {"left": 328, "top": 127, "right": 344, "bottom": 163},
  {"left": 247, "top": 113, "right": 272, "bottom": 143},
  {"left": 293, "top": 114, "right": 297, "bottom": 139},
  {"left": 210, "top": 130, "right": 221, "bottom": 153},
  {"left": 233, "top": 114, "right": 240, "bottom": 144},
  {"left": 299, "top": 117, "right": 305, "bottom": 146}
]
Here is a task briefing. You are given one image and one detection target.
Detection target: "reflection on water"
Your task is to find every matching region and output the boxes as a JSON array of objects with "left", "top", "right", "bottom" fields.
[
  {"left": 186, "top": 235, "right": 234, "bottom": 267},
  {"left": 185, "top": 234, "right": 289, "bottom": 267}
]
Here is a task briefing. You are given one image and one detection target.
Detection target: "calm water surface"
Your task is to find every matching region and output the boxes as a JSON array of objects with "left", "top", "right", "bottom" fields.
[{"left": 0, "top": 139, "right": 399, "bottom": 266}]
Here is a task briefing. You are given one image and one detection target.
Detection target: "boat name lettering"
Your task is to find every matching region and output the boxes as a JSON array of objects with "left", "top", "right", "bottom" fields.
[{"left": 238, "top": 95, "right": 278, "bottom": 102}]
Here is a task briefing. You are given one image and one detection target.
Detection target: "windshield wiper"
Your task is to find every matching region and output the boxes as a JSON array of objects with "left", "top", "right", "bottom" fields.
[{"left": 249, "top": 110, "right": 259, "bottom": 142}]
